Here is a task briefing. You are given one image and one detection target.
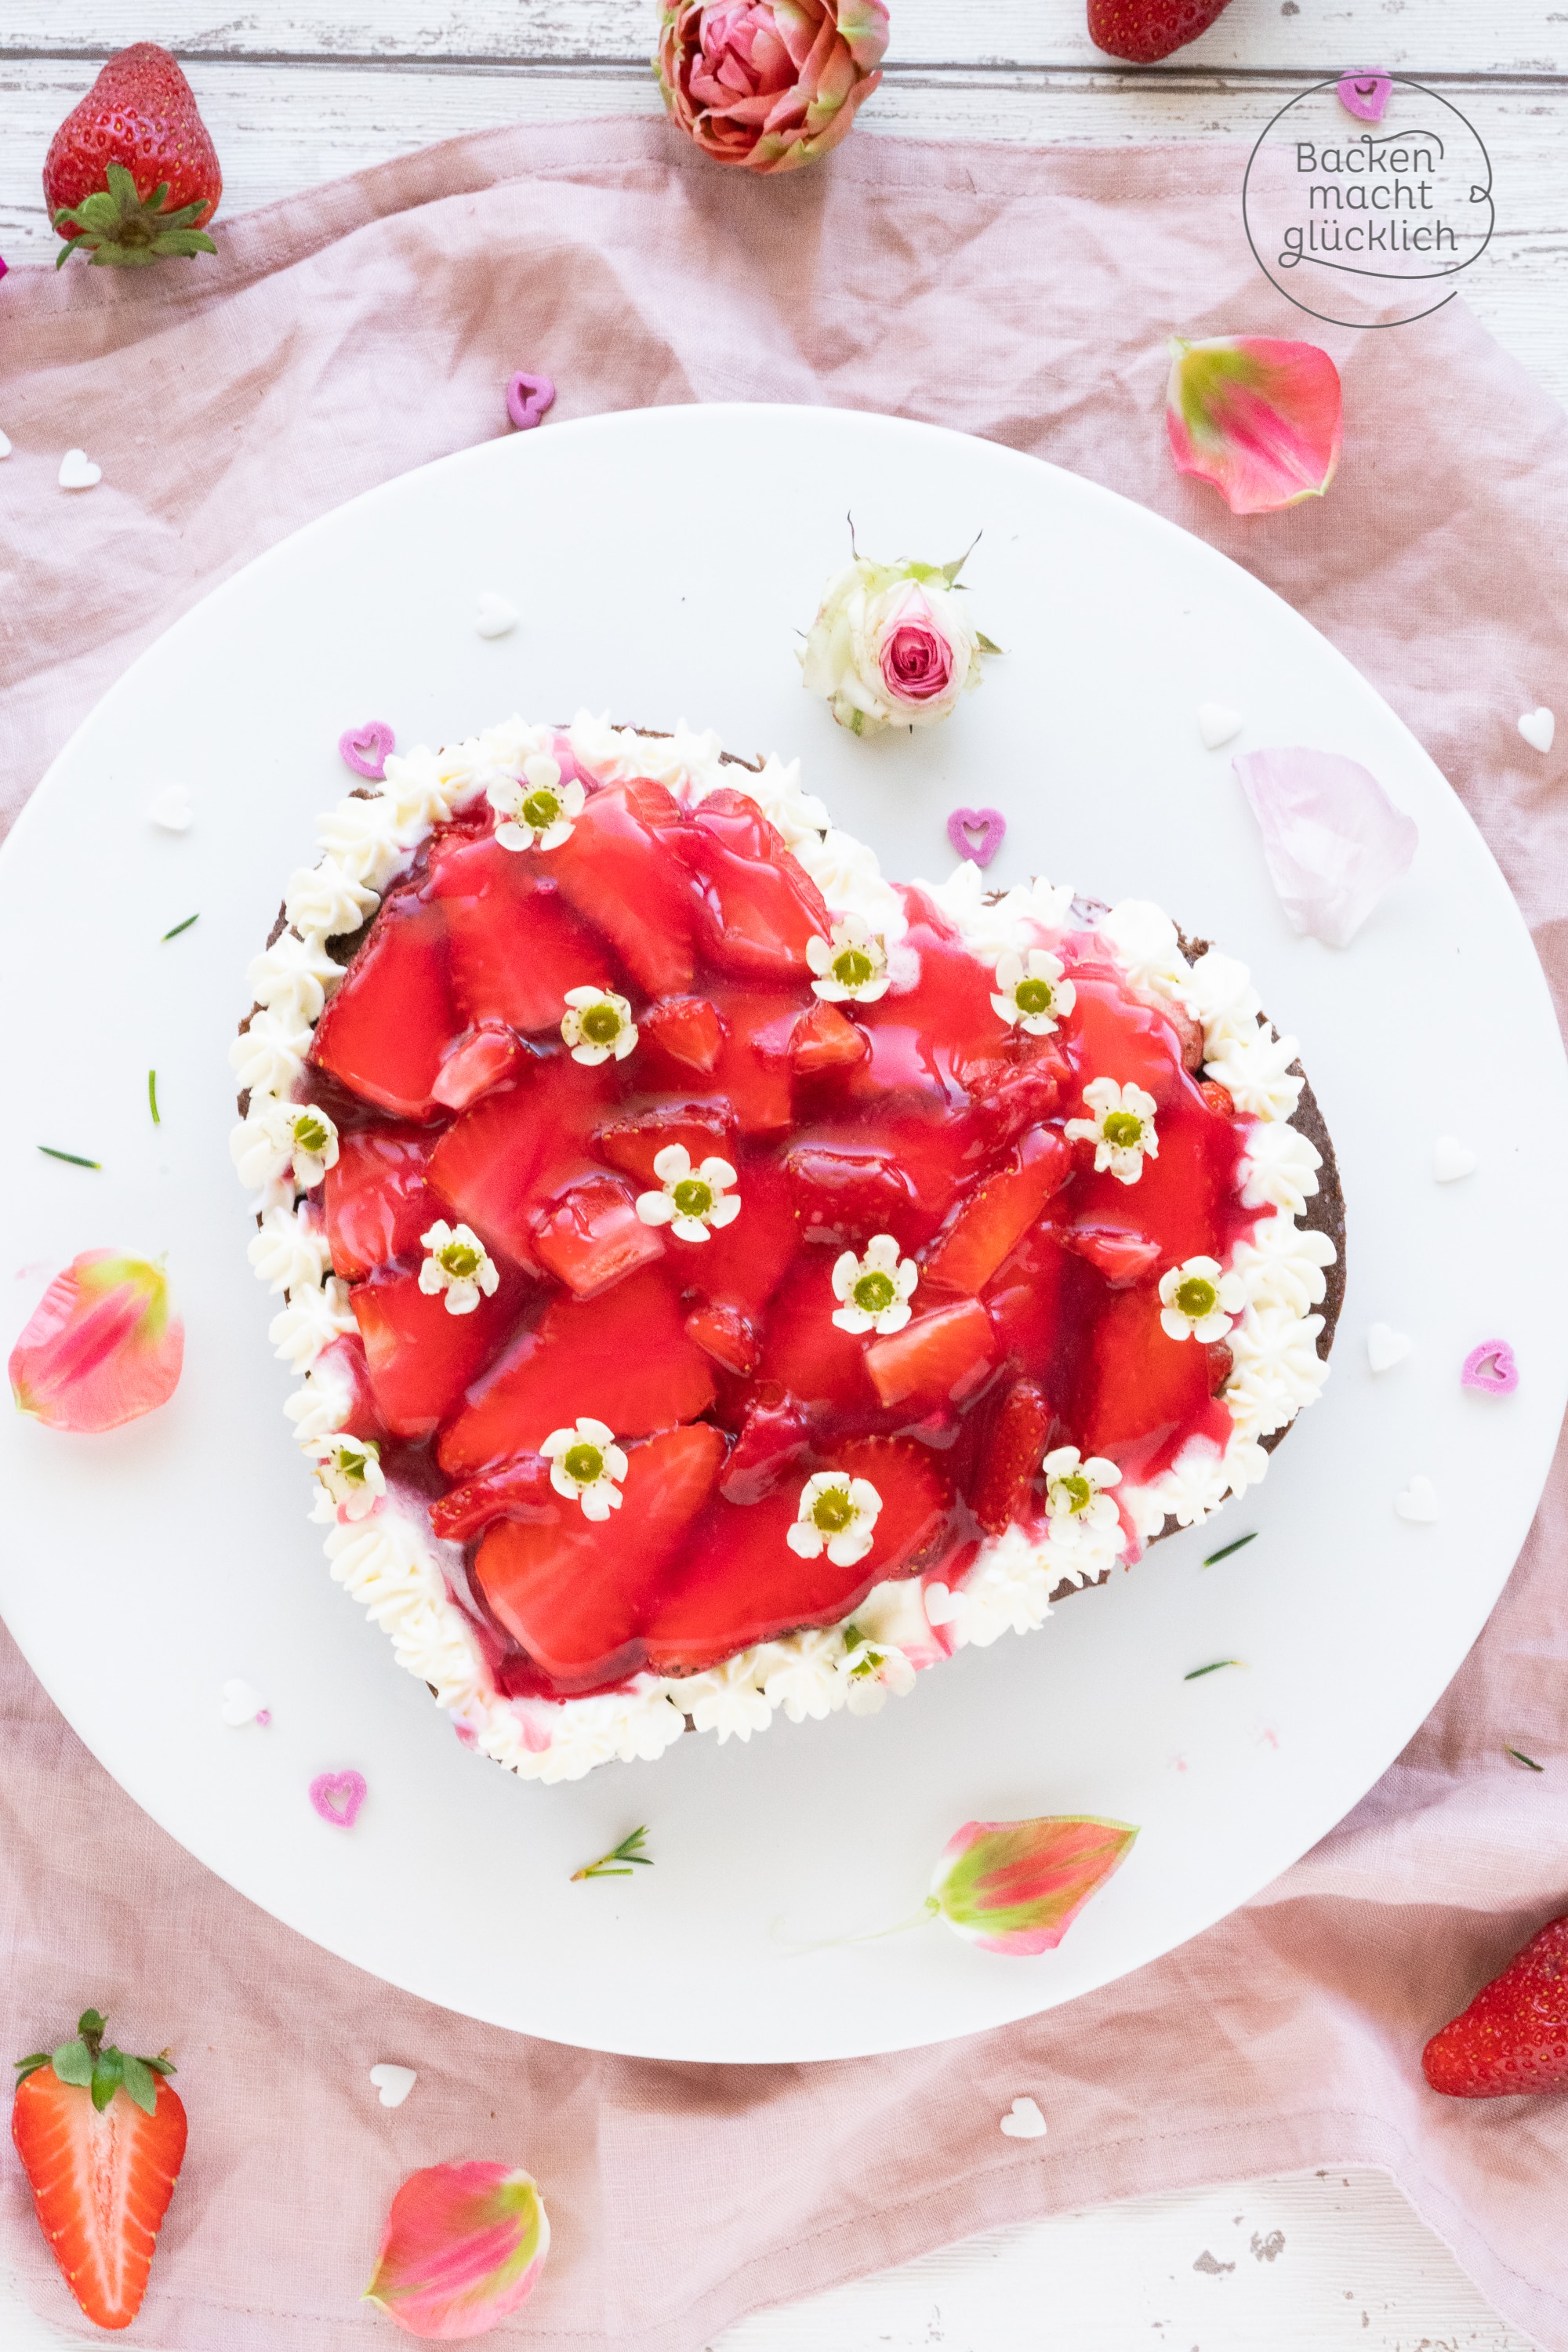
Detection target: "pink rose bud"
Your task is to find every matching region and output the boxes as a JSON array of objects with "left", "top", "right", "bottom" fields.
[
  {"left": 1165, "top": 335, "right": 1343, "bottom": 515},
  {"left": 655, "top": 0, "right": 889, "bottom": 175},
  {"left": 878, "top": 590, "right": 955, "bottom": 707},
  {"left": 364, "top": 2161, "right": 550, "bottom": 2340},
  {"left": 9, "top": 1250, "right": 183, "bottom": 1433},
  {"left": 931, "top": 1815, "right": 1139, "bottom": 1955}
]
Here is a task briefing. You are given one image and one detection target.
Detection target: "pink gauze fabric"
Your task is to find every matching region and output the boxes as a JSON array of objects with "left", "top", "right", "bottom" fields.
[{"left": 2, "top": 116, "right": 1567, "bottom": 2352}]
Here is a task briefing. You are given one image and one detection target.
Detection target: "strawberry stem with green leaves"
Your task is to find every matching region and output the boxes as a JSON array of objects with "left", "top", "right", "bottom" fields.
[
  {"left": 54, "top": 162, "right": 217, "bottom": 270},
  {"left": 15, "top": 2010, "right": 176, "bottom": 2116}
]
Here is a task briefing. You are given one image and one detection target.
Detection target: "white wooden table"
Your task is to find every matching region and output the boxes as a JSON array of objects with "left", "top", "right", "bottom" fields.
[{"left": 1, "top": 4, "right": 1562, "bottom": 2346}]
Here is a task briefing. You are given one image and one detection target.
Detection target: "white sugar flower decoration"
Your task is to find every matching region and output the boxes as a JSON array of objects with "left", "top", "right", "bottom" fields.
[
  {"left": 991, "top": 947, "right": 1075, "bottom": 1036},
  {"left": 1042, "top": 1446, "right": 1122, "bottom": 1537},
  {"left": 1158, "top": 1254, "right": 1246, "bottom": 1343},
  {"left": 305, "top": 1434, "right": 385, "bottom": 1523},
  {"left": 1065, "top": 1076, "right": 1160, "bottom": 1185},
  {"left": 831, "top": 1233, "right": 918, "bottom": 1334},
  {"left": 488, "top": 752, "right": 586, "bottom": 853},
  {"left": 836, "top": 1624, "right": 916, "bottom": 1715},
  {"left": 635, "top": 1146, "right": 740, "bottom": 1243},
  {"left": 277, "top": 1102, "right": 339, "bottom": 1189},
  {"left": 419, "top": 1221, "right": 499, "bottom": 1316},
  {"left": 807, "top": 915, "right": 890, "bottom": 1004},
  {"left": 561, "top": 985, "right": 638, "bottom": 1065},
  {"left": 787, "top": 1470, "right": 883, "bottom": 1568},
  {"left": 541, "top": 1417, "right": 628, "bottom": 1521}
]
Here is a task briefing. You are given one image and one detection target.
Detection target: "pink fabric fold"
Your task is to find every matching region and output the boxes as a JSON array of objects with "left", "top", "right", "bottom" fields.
[{"left": 2, "top": 116, "right": 1566, "bottom": 2352}]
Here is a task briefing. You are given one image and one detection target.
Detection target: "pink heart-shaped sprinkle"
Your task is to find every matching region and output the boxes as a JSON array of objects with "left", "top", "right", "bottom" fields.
[
  {"left": 946, "top": 806, "right": 1007, "bottom": 869},
  {"left": 1461, "top": 1339, "right": 1519, "bottom": 1396},
  {"left": 506, "top": 372, "right": 557, "bottom": 432},
  {"left": 339, "top": 720, "right": 395, "bottom": 781},
  {"left": 1338, "top": 71, "right": 1392, "bottom": 123},
  {"left": 310, "top": 1769, "right": 368, "bottom": 1828}
]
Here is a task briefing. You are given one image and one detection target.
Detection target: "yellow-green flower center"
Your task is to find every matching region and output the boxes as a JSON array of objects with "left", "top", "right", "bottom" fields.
[
  {"left": 1056, "top": 1472, "right": 1093, "bottom": 1515},
  {"left": 811, "top": 1486, "right": 856, "bottom": 1535},
  {"left": 581, "top": 1003, "right": 622, "bottom": 1046},
  {"left": 1014, "top": 977, "right": 1054, "bottom": 1017},
  {"left": 439, "top": 1240, "right": 482, "bottom": 1280},
  {"left": 563, "top": 1441, "right": 604, "bottom": 1486},
  {"left": 833, "top": 947, "right": 876, "bottom": 990},
  {"left": 672, "top": 1177, "right": 714, "bottom": 1220},
  {"left": 337, "top": 1446, "right": 369, "bottom": 1484},
  {"left": 294, "top": 1114, "right": 330, "bottom": 1154},
  {"left": 1174, "top": 1275, "right": 1218, "bottom": 1321},
  {"left": 853, "top": 1269, "right": 896, "bottom": 1314},
  {"left": 521, "top": 786, "right": 561, "bottom": 830},
  {"left": 1102, "top": 1110, "right": 1144, "bottom": 1150}
]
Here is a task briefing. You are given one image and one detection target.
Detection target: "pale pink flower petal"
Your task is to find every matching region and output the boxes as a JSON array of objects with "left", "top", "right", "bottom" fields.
[
  {"left": 931, "top": 1816, "right": 1139, "bottom": 1956},
  {"left": 1233, "top": 746, "right": 1417, "bottom": 948},
  {"left": 9, "top": 1250, "right": 183, "bottom": 1432},
  {"left": 365, "top": 2161, "right": 550, "bottom": 2340},
  {"left": 1166, "top": 336, "right": 1343, "bottom": 515}
]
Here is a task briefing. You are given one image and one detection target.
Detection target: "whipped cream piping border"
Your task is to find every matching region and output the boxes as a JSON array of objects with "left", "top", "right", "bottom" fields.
[{"left": 232, "top": 713, "right": 1333, "bottom": 1784}]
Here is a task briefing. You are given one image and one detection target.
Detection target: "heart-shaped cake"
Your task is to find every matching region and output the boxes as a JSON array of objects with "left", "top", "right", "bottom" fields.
[{"left": 233, "top": 715, "right": 1341, "bottom": 1782}]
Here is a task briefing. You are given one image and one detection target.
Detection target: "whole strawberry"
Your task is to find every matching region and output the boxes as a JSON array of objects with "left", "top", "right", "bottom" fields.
[
  {"left": 13, "top": 2008, "right": 188, "bottom": 2329},
  {"left": 1423, "top": 1911, "right": 1568, "bottom": 2098},
  {"left": 1087, "top": 0, "right": 1233, "bottom": 64},
  {"left": 45, "top": 44, "right": 221, "bottom": 269}
]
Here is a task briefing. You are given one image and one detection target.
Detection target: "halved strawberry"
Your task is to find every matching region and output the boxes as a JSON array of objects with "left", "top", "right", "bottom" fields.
[
  {"left": 757, "top": 1258, "right": 877, "bottom": 1416},
  {"left": 594, "top": 1102, "right": 735, "bottom": 1187},
  {"left": 1058, "top": 1223, "right": 1163, "bottom": 1288},
  {"left": 673, "top": 789, "right": 831, "bottom": 979},
  {"left": 547, "top": 781, "right": 699, "bottom": 996},
  {"left": 644, "top": 1435, "right": 956, "bottom": 1674},
  {"left": 641, "top": 994, "right": 725, "bottom": 1077},
  {"left": 323, "top": 1128, "right": 449, "bottom": 1279},
  {"left": 429, "top": 1450, "right": 552, "bottom": 1542},
  {"left": 430, "top": 1022, "right": 524, "bottom": 1111},
  {"left": 427, "top": 1055, "right": 615, "bottom": 1267},
  {"left": 427, "top": 829, "right": 612, "bottom": 1033},
  {"left": 710, "top": 989, "right": 800, "bottom": 1134},
  {"left": 437, "top": 1267, "right": 717, "bottom": 1476},
  {"left": 791, "top": 998, "right": 869, "bottom": 1077},
  {"left": 1200, "top": 1079, "right": 1235, "bottom": 1119},
  {"left": 920, "top": 1130, "right": 1071, "bottom": 1296},
  {"left": 1067, "top": 975, "right": 1187, "bottom": 1108},
  {"left": 352, "top": 1264, "right": 522, "bottom": 1439},
  {"left": 971, "top": 1378, "right": 1052, "bottom": 1536},
  {"left": 475, "top": 1422, "right": 725, "bottom": 1687},
  {"left": 309, "top": 893, "right": 456, "bottom": 1121},
  {"left": 684, "top": 1301, "right": 758, "bottom": 1376},
  {"left": 785, "top": 1142, "right": 917, "bottom": 1250},
  {"left": 1070, "top": 1082, "right": 1241, "bottom": 1270},
  {"left": 531, "top": 1173, "right": 666, "bottom": 1298},
  {"left": 12, "top": 2009, "right": 187, "bottom": 2332},
  {"left": 1074, "top": 1283, "right": 1232, "bottom": 1478},
  {"left": 985, "top": 1225, "right": 1076, "bottom": 1375},
  {"left": 682, "top": 1155, "right": 800, "bottom": 1320},
  {"left": 718, "top": 1390, "right": 810, "bottom": 1502},
  {"left": 865, "top": 1297, "right": 996, "bottom": 1411}
]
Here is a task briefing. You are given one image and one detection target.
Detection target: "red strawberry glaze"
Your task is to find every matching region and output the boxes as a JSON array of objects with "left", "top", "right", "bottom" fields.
[{"left": 302, "top": 779, "right": 1261, "bottom": 1698}]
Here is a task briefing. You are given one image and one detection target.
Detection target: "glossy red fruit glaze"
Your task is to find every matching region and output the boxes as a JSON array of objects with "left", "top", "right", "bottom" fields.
[{"left": 306, "top": 771, "right": 1261, "bottom": 1699}]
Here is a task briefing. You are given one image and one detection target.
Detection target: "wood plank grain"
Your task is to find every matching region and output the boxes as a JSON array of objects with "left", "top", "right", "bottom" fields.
[
  {"left": 4, "top": 58, "right": 1563, "bottom": 404},
  {"left": 4, "top": 0, "right": 1567, "bottom": 74}
]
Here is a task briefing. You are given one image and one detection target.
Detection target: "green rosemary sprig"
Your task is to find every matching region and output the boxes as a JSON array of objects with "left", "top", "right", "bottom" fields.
[
  {"left": 572, "top": 1826, "right": 652, "bottom": 1882},
  {"left": 148, "top": 1069, "right": 161, "bottom": 1126},
  {"left": 38, "top": 1145, "right": 100, "bottom": 1170},
  {"left": 1203, "top": 1533, "right": 1257, "bottom": 1568},
  {"left": 1185, "top": 1659, "right": 1244, "bottom": 1682},
  {"left": 161, "top": 913, "right": 199, "bottom": 942},
  {"left": 1504, "top": 1746, "right": 1544, "bottom": 1773}
]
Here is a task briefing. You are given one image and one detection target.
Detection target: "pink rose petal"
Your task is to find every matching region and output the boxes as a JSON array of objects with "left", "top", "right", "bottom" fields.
[
  {"left": 9, "top": 1250, "right": 183, "bottom": 1432},
  {"left": 1338, "top": 71, "right": 1392, "bottom": 123},
  {"left": 931, "top": 1815, "right": 1139, "bottom": 1956},
  {"left": 365, "top": 2161, "right": 550, "bottom": 2339},
  {"left": 1233, "top": 746, "right": 1417, "bottom": 948},
  {"left": 1166, "top": 336, "right": 1343, "bottom": 516}
]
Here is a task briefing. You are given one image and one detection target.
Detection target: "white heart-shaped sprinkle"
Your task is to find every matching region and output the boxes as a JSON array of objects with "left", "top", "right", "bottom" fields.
[
  {"left": 1395, "top": 1475, "right": 1439, "bottom": 1525},
  {"left": 1367, "top": 1321, "right": 1412, "bottom": 1374},
  {"left": 999, "top": 2096, "right": 1047, "bottom": 2140},
  {"left": 1197, "top": 701, "right": 1243, "bottom": 751},
  {"left": 0, "top": 429, "right": 12, "bottom": 461},
  {"left": 1518, "top": 707, "right": 1555, "bottom": 754},
  {"left": 220, "top": 1677, "right": 267, "bottom": 1727},
  {"left": 474, "top": 591, "right": 519, "bottom": 640},
  {"left": 58, "top": 448, "right": 102, "bottom": 491},
  {"left": 1432, "top": 1135, "right": 1478, "bottom": 1184},
  {"left": 923, "top": 1582, "right": 959, "bottom": 1626},
  {"left": 148, "top": 784, "right": 193, "bottom": 833},
  {"left": 369, "top": 2064, "right": 418, "bottom": 2109}
]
